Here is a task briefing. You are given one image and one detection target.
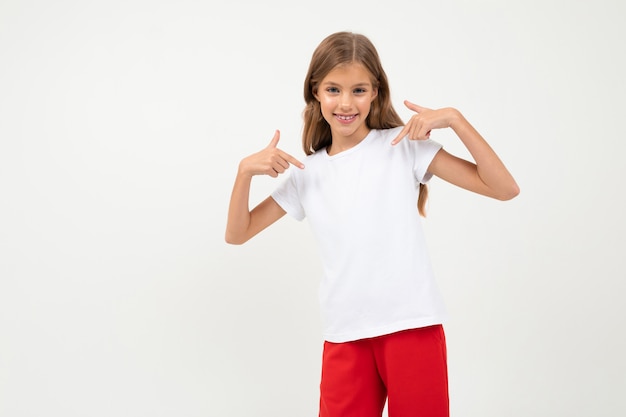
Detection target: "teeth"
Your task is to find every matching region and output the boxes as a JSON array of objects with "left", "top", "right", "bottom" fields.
[{"left": 337, "top": 115, "right": 355, "bottom": 120}]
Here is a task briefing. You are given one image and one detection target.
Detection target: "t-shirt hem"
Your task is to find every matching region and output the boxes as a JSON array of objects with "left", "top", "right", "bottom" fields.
[{"left": 323, "top": 315, "right": 448, "bottom": 343}]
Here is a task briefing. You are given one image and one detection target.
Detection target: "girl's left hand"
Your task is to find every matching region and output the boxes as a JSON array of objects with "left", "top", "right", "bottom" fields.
[{"left": 391, "top": 100, "right": 459, "bottom": 145}]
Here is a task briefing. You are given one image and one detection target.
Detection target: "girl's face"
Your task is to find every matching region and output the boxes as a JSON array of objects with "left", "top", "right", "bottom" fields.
[{"left": 315, "top": 63, "right": 378, "bottom": 145}]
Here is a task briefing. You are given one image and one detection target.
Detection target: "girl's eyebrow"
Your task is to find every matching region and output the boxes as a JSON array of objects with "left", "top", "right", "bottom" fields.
[{"left": 322, "top": 81, "right": 371, "bottom": 88}]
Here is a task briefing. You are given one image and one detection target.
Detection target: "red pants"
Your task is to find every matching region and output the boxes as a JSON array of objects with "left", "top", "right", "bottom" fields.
[{"left": 319, "top": 325, "right": 449, "bottom": 417}]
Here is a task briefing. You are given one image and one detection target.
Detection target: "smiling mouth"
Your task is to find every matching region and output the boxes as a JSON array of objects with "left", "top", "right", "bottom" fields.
[{"left": 335, "top": 114, "right": 357, "bottom": 121}]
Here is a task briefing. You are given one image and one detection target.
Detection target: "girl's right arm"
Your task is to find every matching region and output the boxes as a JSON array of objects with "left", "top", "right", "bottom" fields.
[{"left": 225, "top": 130, "right": 304, "bottom": 245}]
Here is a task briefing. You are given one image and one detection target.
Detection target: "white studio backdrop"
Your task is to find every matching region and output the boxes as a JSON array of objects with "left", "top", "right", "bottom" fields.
[{"left": 1, "top": 0, "right": 624, "bottom": 416}]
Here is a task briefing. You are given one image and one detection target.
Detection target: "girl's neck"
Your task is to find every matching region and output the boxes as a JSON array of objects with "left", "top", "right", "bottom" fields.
[{"left": 327, "top": 128, "right": 371, "bottom": 156}]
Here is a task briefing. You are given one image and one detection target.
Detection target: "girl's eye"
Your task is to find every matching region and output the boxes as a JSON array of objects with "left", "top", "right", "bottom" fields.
[
  {"left": 354, "top": 88, "right": 366, "bottom": 94},
  {"left": 327, "top": 87, "right": 340, "bottom": 93}
]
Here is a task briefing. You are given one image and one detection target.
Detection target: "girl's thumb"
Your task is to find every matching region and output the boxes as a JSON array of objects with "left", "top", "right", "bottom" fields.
[
  {"left": 404, "top": 100, "right": 424, "bottom": 113},
  {"left": 268, "top": 130, "right": 280, "bottom": 148}
]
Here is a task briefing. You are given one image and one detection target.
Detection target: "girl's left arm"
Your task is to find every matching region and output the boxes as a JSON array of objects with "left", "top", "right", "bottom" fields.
[{"left": 393, "top": 101, "right": 520, "bottom": 200}]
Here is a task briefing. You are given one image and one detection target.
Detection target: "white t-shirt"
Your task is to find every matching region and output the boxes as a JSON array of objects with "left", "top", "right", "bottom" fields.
[{"left": 271, "top": 126, "right": 447, "bottom": 343}]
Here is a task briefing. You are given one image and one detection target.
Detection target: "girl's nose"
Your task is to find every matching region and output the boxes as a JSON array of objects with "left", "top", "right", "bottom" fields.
[{"left": 340, "top": 93, "right": 352, "bottom": 108}]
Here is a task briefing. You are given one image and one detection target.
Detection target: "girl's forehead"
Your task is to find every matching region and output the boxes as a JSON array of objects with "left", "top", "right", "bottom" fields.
[{"left": 323, "top": 62, "right": 374, "bottom": 83}]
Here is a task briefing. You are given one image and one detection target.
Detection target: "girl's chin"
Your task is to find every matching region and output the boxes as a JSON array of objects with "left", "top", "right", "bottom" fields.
[{"left": 331, "top": 125, "right": 368, "bottom": 138}]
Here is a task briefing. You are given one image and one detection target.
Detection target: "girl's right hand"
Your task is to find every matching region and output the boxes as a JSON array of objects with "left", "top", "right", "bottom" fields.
[{"left": 239, "top": 130, "right": 304, "bottom": 178}]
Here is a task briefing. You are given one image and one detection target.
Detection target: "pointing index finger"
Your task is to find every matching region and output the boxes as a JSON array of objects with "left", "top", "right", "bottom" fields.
[
  {"left": 281, "top": 150, "right": 305, "bottom": 169},
  {"left": 391, "top": 124, "right": 409, "bottom": 146}
]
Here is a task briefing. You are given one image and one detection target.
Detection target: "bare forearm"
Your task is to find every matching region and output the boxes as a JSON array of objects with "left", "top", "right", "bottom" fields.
[
  {"left": 225, "top": 169, "right": 254, "bottom": 244},
  {"left": 450, "top": 110, "right": 519, "bottom": 200}
]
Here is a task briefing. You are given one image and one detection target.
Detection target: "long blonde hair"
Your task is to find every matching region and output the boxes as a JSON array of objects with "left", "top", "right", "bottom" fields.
[{"left": 302, "top": 31, "right": 429, "bottom": 216}]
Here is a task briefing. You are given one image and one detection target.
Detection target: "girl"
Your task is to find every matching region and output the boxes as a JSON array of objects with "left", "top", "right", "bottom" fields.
[{"left": 225, "top": 31, "right": 518, "bottom": 417}]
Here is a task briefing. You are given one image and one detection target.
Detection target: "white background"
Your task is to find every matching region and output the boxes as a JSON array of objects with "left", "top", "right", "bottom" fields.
[{"left": 1, "top": 0, "right": 625, "bottom": 416}]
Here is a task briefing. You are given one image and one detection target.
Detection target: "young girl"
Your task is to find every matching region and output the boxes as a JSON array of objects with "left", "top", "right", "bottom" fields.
[{"left": 225, "top": 31, "right": 519, "bottom": 417}]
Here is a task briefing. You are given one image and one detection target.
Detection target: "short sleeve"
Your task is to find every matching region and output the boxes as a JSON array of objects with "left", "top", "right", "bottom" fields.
[
  {"left": 271, "top": 170, "right": 306, "bottom": 221},
  {"left": 411, "top": 139, "right": 443, "bottom": 184}
]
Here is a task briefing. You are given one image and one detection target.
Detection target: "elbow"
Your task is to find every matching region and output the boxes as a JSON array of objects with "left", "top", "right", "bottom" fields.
[
  {"left": 496, "top": 183, "right": 520, "bottom": 201},
  {"left": 224, "top": 237, "right": 240, "bottom": 245},
  {"left": 225, "top": 237, "right": 245, "bottom": 245},
  {"left": 224, "top": 231, "right": 247, "bottom": 245}
]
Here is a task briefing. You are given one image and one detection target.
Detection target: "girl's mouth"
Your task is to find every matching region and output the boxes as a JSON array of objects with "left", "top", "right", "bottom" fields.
[{"left": 335, "top": 114, "right": 357, "bottom": 123}]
